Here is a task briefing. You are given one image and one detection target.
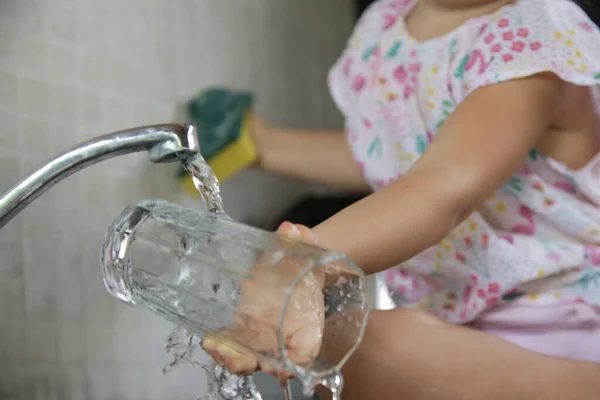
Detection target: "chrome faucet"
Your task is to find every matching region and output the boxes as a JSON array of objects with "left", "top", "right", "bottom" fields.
[{"left": 0, "top": 124, "right": 200, "bottom": 229}]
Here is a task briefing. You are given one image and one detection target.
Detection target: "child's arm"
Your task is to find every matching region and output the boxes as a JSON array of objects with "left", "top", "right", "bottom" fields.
[
  {"left": 249, "top": 114, "right": 370, "bottom": 192},
  {"left": 316, "top": 308, "right": 600, "bottom": 400},
  {"left": 313, "top": 72, "right": 566, "bottom": 275}
]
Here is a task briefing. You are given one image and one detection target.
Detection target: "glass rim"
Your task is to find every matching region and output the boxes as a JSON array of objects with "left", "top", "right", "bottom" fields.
[
  {"left": 277, "top": 252, "right": 370, "bottom": 383},
  {"left": 101, "top": 201, "right": 153, "bottom": 305}
]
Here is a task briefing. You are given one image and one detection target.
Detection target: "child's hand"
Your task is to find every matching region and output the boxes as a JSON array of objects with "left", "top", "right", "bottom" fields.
[
  {"left": 202, "top": 222, "right": 325, "bottom": 381},
  {"left": 247, "top": 112, "right": 272, "bottom": 164}
]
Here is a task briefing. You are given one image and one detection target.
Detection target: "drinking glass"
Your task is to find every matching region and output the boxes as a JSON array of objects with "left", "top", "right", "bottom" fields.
[{"left": 101, "top": 198, "right": 369, "bottom": 393}]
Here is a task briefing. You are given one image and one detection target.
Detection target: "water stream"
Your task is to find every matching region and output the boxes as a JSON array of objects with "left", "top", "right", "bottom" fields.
[{"left": 161, "top": 154, "right": 344, "bottom": 400}]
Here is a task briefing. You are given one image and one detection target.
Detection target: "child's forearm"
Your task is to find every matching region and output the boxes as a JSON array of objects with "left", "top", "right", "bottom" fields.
[
  {"left": 314, "top": 274, "right": 600, "bottom": 399},
  {"left": 316, "top": 309, "right": 600, "bottom": 400},
  {"left": 313, "top": 168, "right": 469, "bottom": 275},
  {"left": 260, "top": 128, "right": 370, "bottom": 192}
]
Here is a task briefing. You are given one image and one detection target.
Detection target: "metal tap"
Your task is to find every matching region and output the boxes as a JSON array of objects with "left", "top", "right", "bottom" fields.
[{"left": 0, "top": 124, "right": 200, "bottom": 229}]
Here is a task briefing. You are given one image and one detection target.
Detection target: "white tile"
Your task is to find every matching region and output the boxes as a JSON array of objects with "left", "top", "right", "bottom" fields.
[
  {"left": 47, "top": 44, "right": 76, "bottom": 83},
  {"left": 83, "top": 280, "right": 115, "bottom": 327},
  {"left": 84, "top": 325, "right": 115, "bottom": 365},
  {"left": 50, "top": 174, "right": 82, "bottom": 213},
  {"left": 21, "top": 366, "right": 58, "bottom": 400},
  {"left": 75, "top": 123, "right": 102, "bottom": 141},
  {"left": 0, "top": 217, "right": 22, "bottom": 245},
  {"left": 76, "top": 90, "right": 103, "bottom": 125},
  {"left": 57, "top": 324, "right": 85, "bottom": 364},
  {"left": 109, "top": 175, "right": 145, "bottom": 209},
  {"left": 0, "top": 70, "right": 19, "bottom": 112},
  {"left": 132, "top": 102, "right": 155, "bottom": 126},
  {"left": 48, "top": 2, "right": 78, "bottom": 44},
  {"left": 113, "top": 320, "right": 143, "bottom": 364},
  {"left": 55, "top": 286, "right": 84, "bottom": 324},
  {"left": 55, "top": 235, "right": 83, "bottom": 277},
  {"left": 115, "top": 369, "right": 145, "bottom": 400},
  {"left": 80, "top": 166, "right": 110, "bottom": 210},
  {"left": 162, "top": 364, "right": 207, "bottom": 399},
  {"left": 79, "top": 229, "right": 106, "bottom": 274},
  {"left": 20, "top": 199, "right": 58, "bottom": 254},
  {"left": 48, "top": 120, "right": 79, "bottom": 154},
  {"left": 136, "top": 318, "right": 173, "bottom": 364},
  {"left": 21, "top": 230, "right": 60, "bottom": 282},
  {"left": 0, "top": 109, "right": 19, "bottom": 151},
  {"left": 0, "top": 152, "right": 21, "bottom": 199},
  {"left": 25, "top": 322, "right": 57, "bottom": 362},
  {"left": 0, "top": 241, "right": 23, "bottom": 278},
  {"left": 84, "top": 367, "right": 116, "bottom": 400},
  {"left": 0, "top": 320, "right": 26, "bottom": 362},
  {"left": 142, "top": 368, "right": 169, "bottom": 400},
  {"left": 0, "top": 367, "right": 26, "bottom": 399},
  {"left": 18, "top": 0, "right": 47, "bottom": 39},
  {"left": 47, "top": 84, "right": 76, "bottom": 120},
  {"left": 76, "top": 56, "right": 106, "bottom": 90},
  {"left": 0, "top": 38, "right": 21, "bottom": 71},
  {"left": 19, "top": 76, "right": 49, "bottom": 117},
  {"left": 17, "top": 39, "right": 48, "bottom": 76},
  {"left": 56, "top": 368, "right": 86, "bottom": 400},
  {"left": 0, "top": 1, "right": 19, "bottom": 38},
  {"left": 54, "top": 235, "right": 84, "bottom": 323},
  {"left": 0, "top": 278, "right": 25, "bottom": 319},
  {"left": 19, "top": 116, "right": 51, "bottom": 157},
  {"left": 24, "top": 275, "right": 57, "bottom": 321},
  {"left": 103, "top": 60, "right": 128, "bottom": 94},
  {"left": 102, "top": 96, "right": 132, "bottom": 132}
]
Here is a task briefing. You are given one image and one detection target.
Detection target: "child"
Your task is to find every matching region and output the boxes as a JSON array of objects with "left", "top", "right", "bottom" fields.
[{"left": 205, "top": 0, "right": 600, "bottom": 397}]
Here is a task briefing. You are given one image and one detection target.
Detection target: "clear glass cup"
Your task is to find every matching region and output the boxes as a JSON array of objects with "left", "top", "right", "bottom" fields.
[{"left": 101, "top": 198, "right": 369, "bottom": 393}]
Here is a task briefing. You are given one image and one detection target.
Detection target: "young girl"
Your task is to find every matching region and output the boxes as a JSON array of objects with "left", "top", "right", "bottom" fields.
[{"left": 205, "top": 0, "right": 600, "bottom": 397}]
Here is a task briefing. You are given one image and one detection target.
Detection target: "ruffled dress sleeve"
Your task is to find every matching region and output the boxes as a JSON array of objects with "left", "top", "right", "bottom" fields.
[{"left": 451, "top": 0, "right": 600, "bottom": 101}]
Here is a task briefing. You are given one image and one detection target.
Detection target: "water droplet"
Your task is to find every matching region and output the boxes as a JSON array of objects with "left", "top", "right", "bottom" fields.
[{"left": 321, "top": 371, "right": 344, "bottom": 400}]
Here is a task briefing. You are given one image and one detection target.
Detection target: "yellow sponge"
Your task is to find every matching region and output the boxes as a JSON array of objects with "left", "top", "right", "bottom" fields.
[{"left": 181, "top": 114, "right": 257, "bottom": 196}]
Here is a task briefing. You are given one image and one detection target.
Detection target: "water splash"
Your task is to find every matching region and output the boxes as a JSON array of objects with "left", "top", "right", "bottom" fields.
[
  {"left": 203, "top": 364, "right": 263, "bottom": 400},
  {"left": 163, "top": 327, "right": 203, "bottom": 373},
  {"left": 174, "top": 152, "right": 349, "bottom": 400},
  {"left": 163, "top": 327, "right": 262, "bottom": 400},
  {"left": 298, "top": 370, "right": 344, "bottom": 400},
  {"left": 163, "top": 156, "right": 264, "bottom": 400}
]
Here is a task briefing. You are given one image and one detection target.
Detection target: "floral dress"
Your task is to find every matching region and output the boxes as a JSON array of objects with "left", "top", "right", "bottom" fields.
[{"left": 328, "top": 0, "right": 600, "bottom": 323}]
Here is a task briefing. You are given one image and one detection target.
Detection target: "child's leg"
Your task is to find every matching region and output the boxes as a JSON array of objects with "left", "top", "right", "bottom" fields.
[
  {"left": 470, "top": 301, "right": 600, "bottom": 362},
  {"left": 315, "top": 308, "right": 600, "bottom": 400}
]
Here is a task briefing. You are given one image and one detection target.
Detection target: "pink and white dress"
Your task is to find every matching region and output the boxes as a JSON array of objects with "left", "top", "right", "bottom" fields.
[{"left": 328, "top": 0, "right": 600, "bottom": 361}]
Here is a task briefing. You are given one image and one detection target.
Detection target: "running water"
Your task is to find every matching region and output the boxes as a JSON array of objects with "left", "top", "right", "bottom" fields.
[
  {"left": 163, "top": 327, "right": 262, "bottom": 400},
  {"left": 162, "top": 154, "right": 347, "bottom": 400},
  {"left": 162, "top": 155, "right": 264, "bottom": 400},
  {"left": 183, "top": 155, "right": 224, "bottom": 214}
]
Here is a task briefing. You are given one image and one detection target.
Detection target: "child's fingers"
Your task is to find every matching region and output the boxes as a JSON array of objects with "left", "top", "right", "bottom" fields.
[
  {"left": 277, "top": 222, "right": 319, "bottom": 245},
  {"left": 202, "top": 336, "right": 259, "bottom": 375},
  {"left": 295, "top": 224, "right": 320, "bottom": 245},
  {"left": 277, "top": 221, "right": 302, "bottom": 239}
]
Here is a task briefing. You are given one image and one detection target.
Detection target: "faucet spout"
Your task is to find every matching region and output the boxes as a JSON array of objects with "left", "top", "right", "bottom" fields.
[{"left": 0, "top": 124, "right": 199, "bottom": 230}]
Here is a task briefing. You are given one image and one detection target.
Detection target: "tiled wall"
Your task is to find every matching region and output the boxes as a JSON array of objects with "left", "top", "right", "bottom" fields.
[{"left": 0, "top": 1, "right": 354, "bottom": 399}]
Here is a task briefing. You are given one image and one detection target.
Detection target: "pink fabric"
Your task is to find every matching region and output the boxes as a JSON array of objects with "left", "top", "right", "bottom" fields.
[
  {"left": 328, "top": 0, "right": 600, "bottom": 324},
  {"left": 471, "top": 301, "right": 600, "bottom": 362}
]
